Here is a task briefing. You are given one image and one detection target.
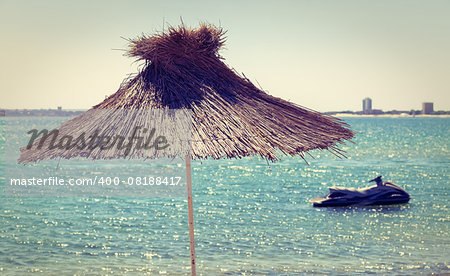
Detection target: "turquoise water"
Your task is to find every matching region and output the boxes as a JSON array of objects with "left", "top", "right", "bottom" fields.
[{"left": 0, "top": 117, "right": 449, "bottom": 275}]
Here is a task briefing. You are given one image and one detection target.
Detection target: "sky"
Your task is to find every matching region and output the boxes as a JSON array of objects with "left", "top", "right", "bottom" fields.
[{"left": 1, "top": 0, "right": 449, "bottom": 112}]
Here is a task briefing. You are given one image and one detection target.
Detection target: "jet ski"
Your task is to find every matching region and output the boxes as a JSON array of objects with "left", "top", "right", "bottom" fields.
[{"left": 311, "top": 176, "right": 410, "bottom": 207}]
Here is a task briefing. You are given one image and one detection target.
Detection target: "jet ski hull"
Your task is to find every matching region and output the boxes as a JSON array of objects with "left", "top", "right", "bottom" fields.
[{"left": 312, "top": 196, "right": 410, "bottom": 207}]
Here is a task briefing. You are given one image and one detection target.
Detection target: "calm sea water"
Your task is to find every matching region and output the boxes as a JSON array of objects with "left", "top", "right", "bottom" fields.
[{"left": 0, "top": 117, "right": 448, "bottom": 275}]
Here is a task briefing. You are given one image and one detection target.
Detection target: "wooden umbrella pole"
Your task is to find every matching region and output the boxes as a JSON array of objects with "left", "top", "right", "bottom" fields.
[{"left": 186, "top": 155, "right": 196, "bottom": 276}]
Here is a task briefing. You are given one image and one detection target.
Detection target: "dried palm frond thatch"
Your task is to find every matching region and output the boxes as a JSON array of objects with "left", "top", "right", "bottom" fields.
[{"left": 19, "top": 23, "right": 353, "bottom": 164}]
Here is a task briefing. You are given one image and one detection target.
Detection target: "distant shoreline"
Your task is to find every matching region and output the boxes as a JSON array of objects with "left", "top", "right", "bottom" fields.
[
  {"left": 333, "top": 113, "right": 450, "bottom": 118},
  {"left": 2, "top": 109, "right": 450, "bottom": 118},
  {"left": 0, "top": 109, "right": 85, "bottom": 117}
]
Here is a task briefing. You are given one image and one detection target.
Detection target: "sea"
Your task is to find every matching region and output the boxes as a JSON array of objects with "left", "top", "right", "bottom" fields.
[{"left": 0, "top": 117, "right": 448, "bottom": 275}]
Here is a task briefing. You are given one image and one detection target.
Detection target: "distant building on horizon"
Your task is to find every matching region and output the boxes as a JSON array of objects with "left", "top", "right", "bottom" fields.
[
  {"left": 422, "top": 102, "right": 433, "bottom": 114},
  {"left": 363, "top": 98, "right": 372, "bottom": 114}
]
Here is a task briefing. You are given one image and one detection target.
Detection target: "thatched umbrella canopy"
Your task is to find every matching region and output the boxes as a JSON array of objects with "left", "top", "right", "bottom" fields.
[
  {"left": 18, "top": 24, "right": 353, "bottom": 275},
  {"left": 19, "top": 24, "right": 352, "bottom": 164}
]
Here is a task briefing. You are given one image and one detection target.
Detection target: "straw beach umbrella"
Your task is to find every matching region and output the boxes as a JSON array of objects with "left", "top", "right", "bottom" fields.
[{"left": 19, "top": 24, "right": 353, "bottom": 275}]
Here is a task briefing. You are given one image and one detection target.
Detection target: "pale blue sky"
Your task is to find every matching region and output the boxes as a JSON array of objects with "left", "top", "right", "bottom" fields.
[{"left": 1, "top": 0, "right": 449, "bottom": 111}]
